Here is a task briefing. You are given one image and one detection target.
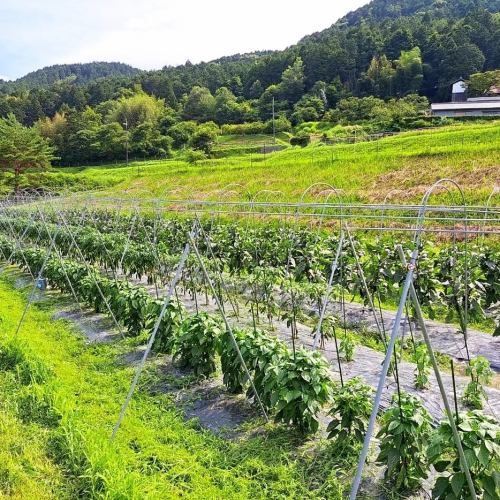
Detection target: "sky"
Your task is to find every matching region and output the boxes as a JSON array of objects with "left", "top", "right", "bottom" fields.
[{"left": 0, "top": 0, "right": 369, "bottom": 81}]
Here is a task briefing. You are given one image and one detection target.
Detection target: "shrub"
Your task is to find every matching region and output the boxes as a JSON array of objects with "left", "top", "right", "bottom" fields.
[
  {"left": 265, "top": 115, "right": 291, "bottom": 133},
  {"left": 428, "top": 410, "right": 500, "bottom": 499},
  {"left": 327, "top": 377, "right": 372, "bottom": 444},
  {"left": 270, "top": 348, "right": 333, "bottom": 434},
  {"left": 463, "top": 356, "right": 493, "bottom": 409},
  {"left": 221, "top": 122, "right": 266, "bottom": 135},
  {"left": 173, "top": 313, "right": 223, "bottom": 377},
  {"left": 147, "top": 298, "right": 185, "bottom": 354},
  {"left": 376, "top": 392, "right": 432, "bottom": 492},
  {"left": 290, "top": 133, "right": 310, "bottom": 147},
  {"left": 184, "top": 148, "right": 207, "bottom": 164}
]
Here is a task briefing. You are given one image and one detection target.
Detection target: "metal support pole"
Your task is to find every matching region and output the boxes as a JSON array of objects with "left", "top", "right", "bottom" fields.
[
  {"left": 349, "top": 246, "right": 418, "bottom": 499},
  {"left": 313, "top": 231, "right": 345, "bottom": 349},
  {"left": 188, "top": 231, "right": 269, "bottom": 423},
  {"left": 111, "top": 226, "right": 194, "bottom": 440},
  {"left": 396, "top": 245, "right": 476, "bottom": 499}
]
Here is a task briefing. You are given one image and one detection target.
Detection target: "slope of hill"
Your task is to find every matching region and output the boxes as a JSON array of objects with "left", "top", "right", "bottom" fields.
[
  {"left": 341, "top": 0, "right": 500, "bottom": 25},
  {"left": 25, "top": 121, "right": 499, "bottom": 204},
  {"left": 14, "top": 62, "right": 142, "bottom": 88}
]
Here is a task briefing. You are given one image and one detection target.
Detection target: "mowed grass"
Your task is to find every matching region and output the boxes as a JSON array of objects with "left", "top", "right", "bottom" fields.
[
  {"left": 57, "top": 121, "right": 500, "bottom": 203},
  {"left": 0, "top": 275, "right": 346, "bottom": 499}
]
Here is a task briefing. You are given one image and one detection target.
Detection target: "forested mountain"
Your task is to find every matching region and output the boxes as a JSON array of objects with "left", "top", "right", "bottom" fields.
[
  {"left": 0, "top": 0, "right": 499, "bottom": 167},
  {"left": 12, "top": 62, "right": 142, "bottom": 88},
  {"left": 340, "top": 0, "right": 500, "bottom": 24}
]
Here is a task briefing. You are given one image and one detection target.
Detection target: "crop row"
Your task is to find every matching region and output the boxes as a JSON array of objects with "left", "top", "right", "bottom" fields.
[
  {"left": 3, "top": 210, "right": 500, "bottom": 335},
  {"left": 1, "top": 232, "right": 499, "bottom": 497}
]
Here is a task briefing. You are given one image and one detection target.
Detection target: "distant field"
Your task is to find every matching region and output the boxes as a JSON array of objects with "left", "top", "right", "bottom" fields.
[{"left": 45, "top": 121, "right": 500, "bottom": 203}]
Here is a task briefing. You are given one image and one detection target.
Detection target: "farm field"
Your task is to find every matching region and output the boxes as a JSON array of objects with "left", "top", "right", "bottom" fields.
[
  {"left": 3, "top": 0, "right": 500, "bottom": 498},
  {"left": 0, "top": 200, "right": 499, "bottom": 499},
  {"left": 27, "top": 121, "right": 500, "bottom": 204}
]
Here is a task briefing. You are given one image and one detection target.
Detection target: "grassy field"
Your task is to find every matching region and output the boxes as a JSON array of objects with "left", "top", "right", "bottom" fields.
[
  {"left": 44, "top": 121, "right": 500, "bottom": 204},
  {"left": 0, "top": 274, "right": 350, "bottom": 499}
]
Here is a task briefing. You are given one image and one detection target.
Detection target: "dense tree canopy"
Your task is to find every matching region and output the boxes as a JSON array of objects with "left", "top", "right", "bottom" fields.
[{"left": 0, "top": 0, "right": 498, "bottom": 166}]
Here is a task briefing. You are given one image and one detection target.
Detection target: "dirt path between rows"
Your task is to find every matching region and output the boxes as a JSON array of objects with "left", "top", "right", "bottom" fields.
[{"left": 321, "top": 300, "right": 500, "bottom": 371}]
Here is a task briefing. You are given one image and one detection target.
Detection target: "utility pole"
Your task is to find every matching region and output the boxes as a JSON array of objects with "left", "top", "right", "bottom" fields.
[{"left": 272, "top": 97, "right": 276, "bottom": 145}]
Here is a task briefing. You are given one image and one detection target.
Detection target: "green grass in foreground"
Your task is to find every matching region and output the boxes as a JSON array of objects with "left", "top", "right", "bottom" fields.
[
  {"left": 0, "top": 275, "right": 349, "bottom": 499},
  {"left": 48, "top": 121, "right": 500, "bottom": 203}
]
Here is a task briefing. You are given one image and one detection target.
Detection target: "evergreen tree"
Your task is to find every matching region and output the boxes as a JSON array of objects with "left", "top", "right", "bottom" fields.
[{"left": 0, "top": 114, "right": 55, "bottom": 191}]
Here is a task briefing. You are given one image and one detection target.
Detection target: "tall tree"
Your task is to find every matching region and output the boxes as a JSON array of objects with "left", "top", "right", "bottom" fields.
[
  {"left": 182, "top": 86, "right": 216, "bottom": 122},
  {"left": 364, "top": 55, "right": 396, "bottom": 98},
  {"left": 280, "top": 57, "right": 306, "bottom": 104},
  {"left": 393, "top": 47, "right": 423, "bottom": 95},
  {"left": 0, "top": 114, "right": 55, "bottom": 192}
]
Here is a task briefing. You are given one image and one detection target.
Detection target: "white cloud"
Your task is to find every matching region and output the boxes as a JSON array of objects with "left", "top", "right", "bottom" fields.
[{"left": 0, "top": 0, "right": 369, "bottom": 78}]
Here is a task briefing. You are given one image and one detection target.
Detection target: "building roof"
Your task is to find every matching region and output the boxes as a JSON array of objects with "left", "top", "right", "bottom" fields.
[
  {"left": 431, "top": 101, "right": 500, "bottom": 110},
  {"left": 467, "top": 96, "right": 500, "bottom": 102}
]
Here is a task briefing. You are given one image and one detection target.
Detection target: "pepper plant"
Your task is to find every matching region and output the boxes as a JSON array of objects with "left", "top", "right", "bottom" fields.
[
  {"left": 173, "top": 313, "right": 223, "bottom": 377},
  {"left": 376, "top": 391, "right": 432, "bottom": 493},
  {"left": 414, "top": 342, "right": 432, "bottom": 390},
  {"left": 218, "top": 327, "right": 249, "bottom": 394},
  {"left": 147, "top": 298, "right": 185, "bottom": 354},
  {"left": 339, "top": 331, "right": 356, "bottom": 362},
  {"left": 463, "top": 356, "right": 493, "bottom": 410},
  {"left": 428, "top": 410, "right": 500, "bottom": 499},
  {"left": 327, "top": 377, "right": 372, "bottom": 445},
  {"left": 268, "top": 348, "right": 334, "bottom": 434}
]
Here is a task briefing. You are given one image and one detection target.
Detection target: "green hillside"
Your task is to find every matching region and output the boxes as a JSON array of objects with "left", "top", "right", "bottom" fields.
[{"left": 31, "top": 121, "right": 499, "bottom": 203}]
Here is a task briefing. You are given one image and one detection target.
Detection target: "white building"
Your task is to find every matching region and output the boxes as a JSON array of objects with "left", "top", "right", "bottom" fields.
[{"left": 431, "top": 79, "right": 500, "bottom": 117}]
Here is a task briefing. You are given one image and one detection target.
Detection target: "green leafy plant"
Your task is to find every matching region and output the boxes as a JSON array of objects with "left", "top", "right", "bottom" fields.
[
  {"left": 240, "top": 328, "right": 289, "bottom": 409},
  {"left": 312, "top": 314, "right": 337, "bottom": 350},
  {"left": 268, "top": 348, "right": 334, "bottom": 434},
  {"left": 339, "top": 331, "right": 356, "bottom": 362},
  {"left": 218, "top": 327, "right": 249, "bottom": 394},
  {"left": 327, "top": 377, "right": 372, "bottom": 444},
  {"left": 173, "top": 313, "right": 223, "bottom": 377},
  {"left": 463, "top": 356, "right": 493, "bottom": 410},
  {"left": 428, "top": 410, "right": 500, "bottom": 499},
  {"left": 147, "top": 298, "right": 185, "bottom": 354},
  {"left": 414, "top": 342, "right": 431, "bottom": 390},
  {"left": 376, "top": 391, "right": 432, "bottom": 493},
  {"left": 487, "top": 301, "right": 500, "bottom": 337}
]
